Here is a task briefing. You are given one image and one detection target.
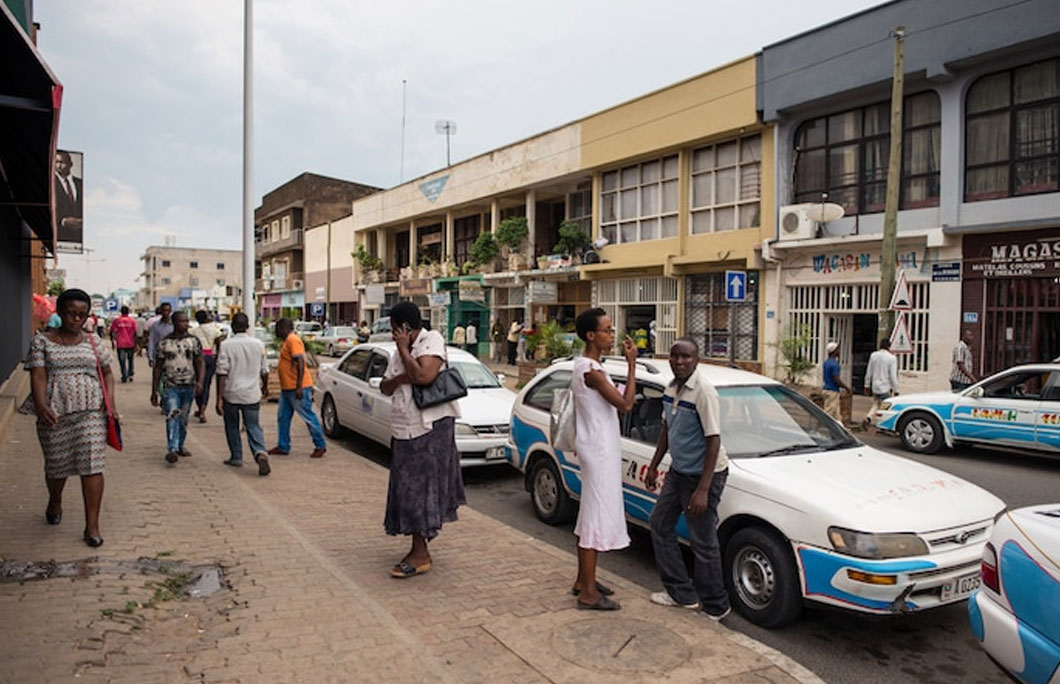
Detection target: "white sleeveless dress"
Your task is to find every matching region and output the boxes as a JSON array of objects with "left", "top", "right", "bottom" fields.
[{"left": 571, "top": 356, "right": 631, "bottom": 551}]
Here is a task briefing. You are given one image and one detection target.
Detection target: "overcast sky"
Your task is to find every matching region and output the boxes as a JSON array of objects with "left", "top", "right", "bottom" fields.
[{"left": 35, "top": 0, "right": 882, "bottom": 296}]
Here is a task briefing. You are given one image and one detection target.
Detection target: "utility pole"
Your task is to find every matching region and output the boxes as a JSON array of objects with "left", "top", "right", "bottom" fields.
[
  {"left": 877, "top": 26, "right": 905, "bottom": 345},
  {"left": 241, "top": 0, "right": 256, "bottom": 326},
  {"left": 325, "top": 220, "right": 331, "bottom": 323}
]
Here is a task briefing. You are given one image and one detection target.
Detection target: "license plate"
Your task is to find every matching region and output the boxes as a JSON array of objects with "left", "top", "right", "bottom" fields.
[
  {"left": 940, "top": 572, "right": 980, "bottom": 601},
  {"left": 486, "top": 446, "right": 506, "bottom": 461}
]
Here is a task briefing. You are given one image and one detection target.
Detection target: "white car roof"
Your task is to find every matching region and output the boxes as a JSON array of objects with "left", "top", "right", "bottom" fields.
[
  {"left": 544, "top": 356, "right": 781, "bottom": 388},
  {"left": 358, "top": 341, "right": 481, "bottom": 364}
]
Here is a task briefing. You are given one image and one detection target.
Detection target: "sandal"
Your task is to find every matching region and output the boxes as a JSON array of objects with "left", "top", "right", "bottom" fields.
[
  {"left": 577, "top": 595, "right": 621, "bottom": 611},
  {"left": 390, "top": 560, "right": 431, "bottom": 578},
  {"left": 571, "top": 581, "right": 614, "bottom": 597}
]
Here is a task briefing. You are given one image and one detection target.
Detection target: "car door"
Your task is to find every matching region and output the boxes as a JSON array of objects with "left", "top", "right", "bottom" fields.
[
  {"left": 1035, "top": 371, "right": 1060, "bottom": 452},
  {"left": 951, "top": 369, "right": 1044, "bottom": 449},
  {"left": 361, "top": 351, "right": 392, "bottom": 443},
  {"left": 618, "top": 379, "right": 669, "bottom": 526},
  {"left": 332, "top": 349, "right": 372, "bottom": 437}
]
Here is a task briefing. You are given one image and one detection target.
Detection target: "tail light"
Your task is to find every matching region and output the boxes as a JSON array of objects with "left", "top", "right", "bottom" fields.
[
  {"left": 981, "top": 542, "right": 999, "bottom": 593},
  {"left": 338, "top": 338, "right": 348, "bottom": 344}
]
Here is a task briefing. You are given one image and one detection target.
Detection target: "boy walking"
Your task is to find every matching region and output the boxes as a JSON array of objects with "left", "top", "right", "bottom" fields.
[
  {"left": 151, "top": 312, "right": 204, "bottom": 464},
  {"left": 645, "top": 338, "right": 731, "bottom": 620}
]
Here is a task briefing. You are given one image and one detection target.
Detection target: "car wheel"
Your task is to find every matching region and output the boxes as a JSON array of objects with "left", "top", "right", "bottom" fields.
[
  {"left": 530, "top": 457, "right": 575, "bottom": 525},
  {"left": 321, "top": 394, "right": 345, "bottom": 438},
  {"left": 724, "top": 527, "right": 802, "bottom": 628},
  {"left": 897, "top": 412, "right": 943, "bottom": 454}
]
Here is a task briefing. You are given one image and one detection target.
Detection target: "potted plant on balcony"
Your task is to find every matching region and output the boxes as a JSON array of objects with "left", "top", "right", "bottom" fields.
[
  {"left": 469, "top": 231, "right": 499, "bottom": 274},
  {"left": 353, "top": 245, "right": 385, "bottom": 283},
  {"left": 416, "top": 254, "right": 433, "bottom": 279},
  {"left": 495, "top": 216, "right": 529, "bottom": 271},
  {"left": 552, "top": 220, "right": 591, "bottom": 265}
]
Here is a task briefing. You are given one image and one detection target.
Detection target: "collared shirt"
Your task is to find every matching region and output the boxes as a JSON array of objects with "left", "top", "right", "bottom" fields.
[
  {"left": 822, "top": 357, "right": 841, "bottom": 391},
  {"left": 951, "top": 340, "right": 974, "bottom": 383},
  {"left": 215, "top": 332, "right": 267, "bottom": 404},
  {"left": 384, "top": 329, "right": 461, "bottom": 440},
  {"left": 156, "top": 335, "right": 203, "bottom": 388},
  {"left": 278, "top": 333, "right": 313, "bottom": 390},
  {"left": 661, "top": 367, "right": 728, "bottom": 475},
  {"left": 148, "top": 319, "right": 174, "bottom": 362},
  {"left": 865, "top": 349, "right": 899, "bottom": 395}
]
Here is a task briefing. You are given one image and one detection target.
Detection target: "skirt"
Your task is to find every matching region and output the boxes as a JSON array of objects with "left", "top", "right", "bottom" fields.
[
  {"left": 384, "top": 417, "right": 466, "bottom": 540},
  {"left": 37, "top": 409, "right": 107, "bottom": 479}
]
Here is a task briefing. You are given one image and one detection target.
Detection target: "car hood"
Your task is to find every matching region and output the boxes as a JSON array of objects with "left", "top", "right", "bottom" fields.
[
  {"left": 733, "top": 447, "right": 1004, "bottom": 533},
  {"left": 888, "top": 391, "right": 959, "bottom": 407},
  {"left": 457, "top": 387, "right": 516, "bottom": 426},
  {"left": 1009, "top": 505, "right": 1060, "bottom": 571}
]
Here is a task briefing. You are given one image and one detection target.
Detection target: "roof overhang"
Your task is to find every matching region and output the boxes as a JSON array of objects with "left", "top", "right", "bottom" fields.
[{"left": 0, "top": 3, "right": 62, "bottom": 252}]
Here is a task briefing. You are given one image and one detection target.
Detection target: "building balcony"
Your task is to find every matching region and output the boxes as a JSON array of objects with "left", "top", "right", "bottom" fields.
[{"left": 256, "top": 229, "right": 303, "bottom": 258}]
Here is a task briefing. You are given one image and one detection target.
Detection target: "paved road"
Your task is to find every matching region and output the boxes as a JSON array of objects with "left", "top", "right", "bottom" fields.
[{"left": 329, "top": 427, "right": 1059, "bottom": 684}]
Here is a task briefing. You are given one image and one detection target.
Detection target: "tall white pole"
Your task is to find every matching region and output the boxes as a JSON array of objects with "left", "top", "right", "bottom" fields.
[
  {"left": 400, "top": 79, "right": 407, "bottom": 183},
  {"left": 242, "top": 0, "right": 256, "bottom": 327}
]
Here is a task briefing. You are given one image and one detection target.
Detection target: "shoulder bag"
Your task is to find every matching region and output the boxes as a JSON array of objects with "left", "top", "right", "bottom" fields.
[
  {"left": 88, "top": 335, "right": 123, "bottom": 450},
  {"left": 411, "top": 342, "right": 468, "bottom": 409},
  {"left": 550, "top": 386, "right": 576, "bottom": 452}
]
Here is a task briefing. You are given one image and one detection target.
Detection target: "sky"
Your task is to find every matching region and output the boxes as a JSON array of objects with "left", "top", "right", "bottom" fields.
[{"left": 34, "top": 0, "right": 883, "bottom": 296}]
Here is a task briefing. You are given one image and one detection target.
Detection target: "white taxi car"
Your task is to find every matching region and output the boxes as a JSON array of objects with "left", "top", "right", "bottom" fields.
[
  {"left": 969, "top": 504, "right": 1060, "bottom": 684},
  {"left": 315, "top": 342, "right": 516, "bottom": 467},
  {"left": 507, "top": 357, "right": 1006, "bottom": 627}
]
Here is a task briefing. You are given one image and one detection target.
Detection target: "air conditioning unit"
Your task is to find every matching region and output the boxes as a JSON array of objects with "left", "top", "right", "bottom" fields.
[
  {"left": 262, "top": 280, "right": 271, "bottom": 291},
  {"left": 778, "top": 204, "right": 817, "bottom": 241},
  {"left": 292, "top": 279, "right": 304, "bottom": 290}
]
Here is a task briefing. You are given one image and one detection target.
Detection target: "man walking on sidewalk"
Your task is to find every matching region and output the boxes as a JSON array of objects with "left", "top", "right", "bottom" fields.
[
  {"left": 950, "top": 329, "right": 977, "bottom": 391},
  {"left": 863, "top": 338, "right": 899, "bottom": 427},
  {"left": 821, "top": 341, "right": 851, "bottom": 423},
  {"left": 268, "top": 318, "right": 327, "bottom": 459},
  {"left": 151, "top": 312, "right": 204, "bottom": 464},
  {"left": 644, "top": 338, "right": 731, "bottom": 621},
  {"left": 215, "top": 313, "right": 271, "bottom": 476},
  {"left": 109, "top": 305, "right": 138, "bottom": 383}
]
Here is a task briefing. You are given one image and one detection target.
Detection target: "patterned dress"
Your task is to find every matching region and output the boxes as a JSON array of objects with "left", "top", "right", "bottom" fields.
[{"left": 24, "top": 333, "right": 110, "bottom": 478}]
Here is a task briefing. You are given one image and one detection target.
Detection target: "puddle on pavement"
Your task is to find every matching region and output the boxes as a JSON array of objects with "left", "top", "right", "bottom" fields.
[{"left": 0, "top": 557, "right": 227, "bottom": 598}]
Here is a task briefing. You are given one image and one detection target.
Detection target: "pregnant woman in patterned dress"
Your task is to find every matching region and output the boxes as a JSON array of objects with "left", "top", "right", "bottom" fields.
[{"left": 26, "top": 288, "right": 116, "bottom": 547}]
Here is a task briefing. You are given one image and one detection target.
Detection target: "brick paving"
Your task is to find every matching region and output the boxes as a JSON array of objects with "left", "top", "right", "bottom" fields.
[{"left": 0, "top": 366, "right": 823, "bottom": 683}]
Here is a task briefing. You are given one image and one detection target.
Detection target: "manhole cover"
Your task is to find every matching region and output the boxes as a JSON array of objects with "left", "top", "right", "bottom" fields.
[{"left": 551, "top": 618, "right": 691, "bottom": 674}]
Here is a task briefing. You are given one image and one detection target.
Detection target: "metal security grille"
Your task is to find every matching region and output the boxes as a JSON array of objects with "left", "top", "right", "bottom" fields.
[
  {"left": 685, "top": 273, "right": 758, "bottom": 361},
  {"left": 983, "top": 277, "right": 1060, "bottom": 375},
  {"left": 593, "top": 276, "right": 679, "bottom": 351}
]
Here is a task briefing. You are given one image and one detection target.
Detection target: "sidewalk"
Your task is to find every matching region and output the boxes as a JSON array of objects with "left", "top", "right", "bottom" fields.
[{"left": 0, "top": 370, "right": 824, "bottom": 683}]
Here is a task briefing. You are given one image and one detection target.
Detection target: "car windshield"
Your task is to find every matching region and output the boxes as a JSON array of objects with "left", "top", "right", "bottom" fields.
[
  {"left": 717, "top": 384, "right": 859, "bottom": 458},
  {"left": 331, "top": 327, "right": 357, "bottom": 338},
  {"left": 451, "top": 361, "right": 501, "bottom": 389},
  {"left": 296, "top": 323, "right": 321, "bottom": 332}
]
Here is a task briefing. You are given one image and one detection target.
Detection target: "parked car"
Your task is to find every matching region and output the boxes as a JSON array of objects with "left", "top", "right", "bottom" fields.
[
  {"left": 872, "top": 364, "right": 1060, "bottom": 455},
  {"left": 315, "top": 342, "right": 515, "bottom": 467},
  {"left": 294, "top": 321, "right": 323, "bottom": 340},
  {"left": 317, "top": 326, "right": 360, "bottom": 357},
  {"left": 969, "top": 504, "right": 1060, "bottom": 684},
  {"left": 368, "top": 316, "right": 392, "bottom": 342},
  {"left": 251, "top": 326, "right": 278, "bottom": 369},
  {"left": 507, "top": 357, "right": 1005, "bottom": 627}
]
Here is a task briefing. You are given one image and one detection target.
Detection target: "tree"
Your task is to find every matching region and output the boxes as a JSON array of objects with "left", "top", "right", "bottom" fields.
[
  {"left": 552, "top": 220, "right": 590, "bottom": 257},
  {"left": 46, "top": 279, "right": 64, "bottom": 296},
  {"left": 773, "top": 324, "right": 816, "bottom": 385},
  {"left": 494, "top": 216, "right": 528, "bottom": 252},
  {"left": 469, "top": 231, "right": 499, "bottom": 266}
]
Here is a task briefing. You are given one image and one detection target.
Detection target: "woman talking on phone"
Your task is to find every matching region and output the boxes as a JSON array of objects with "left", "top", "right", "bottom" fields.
[
  {"left": 570, "top": 307, "right": 637, "bottom": 610},
  {"left": 379, "top": 302, "right": 465, "bottom": 578}
]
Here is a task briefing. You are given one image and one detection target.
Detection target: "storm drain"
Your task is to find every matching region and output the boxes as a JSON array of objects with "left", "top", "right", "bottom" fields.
[
  {"left": 550, "top": 618, "right": 691, "bottom": 674},
  {"left": 0, "top": 556, "right": 227, "bottom": 598}
]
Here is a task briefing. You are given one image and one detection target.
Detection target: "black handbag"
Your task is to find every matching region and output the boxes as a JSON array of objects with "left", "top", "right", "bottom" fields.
[{"left": 412, "top": 348, "right": 468, "bottom": 409}]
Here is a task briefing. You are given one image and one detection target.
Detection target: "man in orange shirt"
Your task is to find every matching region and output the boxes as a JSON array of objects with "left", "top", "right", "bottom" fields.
[{"left": 268, "top": 318, "right": 327, "bottom": 458}]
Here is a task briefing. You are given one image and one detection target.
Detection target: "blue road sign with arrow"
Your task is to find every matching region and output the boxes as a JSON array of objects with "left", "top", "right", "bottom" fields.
[{"left": 725, "top": 270, "right": 747, "bottom": 302}]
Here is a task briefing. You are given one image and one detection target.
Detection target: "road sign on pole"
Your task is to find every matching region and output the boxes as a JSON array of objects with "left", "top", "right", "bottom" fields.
[
  {"left": 890, "top": 311, "right": 913, "bottom": 353},
  {"left": 889, "top": 269, "right": 912, "bottom": 310},
  {"left": 725, "top": 270, "right": 747, "bottom": 302}
]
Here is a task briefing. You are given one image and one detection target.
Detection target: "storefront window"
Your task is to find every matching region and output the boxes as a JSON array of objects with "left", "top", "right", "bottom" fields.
[{"left": 685, "top": 273, "right": 758, "bottom": 361}]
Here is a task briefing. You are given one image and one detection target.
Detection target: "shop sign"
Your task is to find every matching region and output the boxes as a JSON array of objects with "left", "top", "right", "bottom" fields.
[
  {"left": 428, "top": 292, "right": 450, "bottom": 307},
  {"left": 966, "top": 235, "right": 1060, "bottom": 278},
  {"left": 526, "top": 280, "right": 558, "bottom": 304},
  {"left": 458, "top": 279, "right": 485, "bottom": 303},
  {"left": 810, "top": 250, "right": 918, "bottom": 275},
  {"left": 400, "top": 278, "right": 432, "bottom": 296},
  {"left": 932, "top": 262, "right": 961, "bottom": 282}
]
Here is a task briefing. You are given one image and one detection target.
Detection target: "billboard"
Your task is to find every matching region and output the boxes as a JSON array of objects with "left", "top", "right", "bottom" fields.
[{"left": 54, "top": 149, "right": 84, "bottom": 254}]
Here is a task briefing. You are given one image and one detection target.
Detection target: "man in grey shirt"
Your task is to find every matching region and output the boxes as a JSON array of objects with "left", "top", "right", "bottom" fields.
[
  {"left": 215, "top": 313, "right": 271, "bottom": 476},
  {"left": 147, "top": 302, "right": 174, "bottom": 366}
]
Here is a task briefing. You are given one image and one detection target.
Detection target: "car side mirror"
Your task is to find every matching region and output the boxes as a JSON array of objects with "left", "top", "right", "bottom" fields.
[
  {"left": 369, "top": 377, "right": 382, "bottom": 389},
  {"left": 968, "top": 386, "right": 983, "bottom": 399},
  {"left": 496, "top": 373, "right": 506, "bottom": 383}
]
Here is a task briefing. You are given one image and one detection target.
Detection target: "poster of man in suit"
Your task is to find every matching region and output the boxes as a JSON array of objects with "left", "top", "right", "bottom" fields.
[{"left": 54, "top": 149, "right": 84, "bottom": 254}]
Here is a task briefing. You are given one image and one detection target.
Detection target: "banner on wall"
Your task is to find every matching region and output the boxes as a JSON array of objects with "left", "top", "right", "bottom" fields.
[{"left": 54, "top": 149, "right": 85, "bottom": 254}]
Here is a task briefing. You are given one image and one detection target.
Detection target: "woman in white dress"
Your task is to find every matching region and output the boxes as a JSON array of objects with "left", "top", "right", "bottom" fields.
[{"left": 570, "top": 308, "right": 637, "bottom": 610}]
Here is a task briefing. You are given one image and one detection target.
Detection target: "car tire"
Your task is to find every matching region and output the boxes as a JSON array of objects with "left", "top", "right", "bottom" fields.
[
  {"left": 724, "top": 527, "right": 802, "bottom": 628},
  {"left": 530, "top": 457, "right": 576, "bottom": 525},
  {"left": 321, "top": 394, "right": 345, "bottom": 438},
  {"left": 897, "top": 412, "right": 943, "bottom": 454}
]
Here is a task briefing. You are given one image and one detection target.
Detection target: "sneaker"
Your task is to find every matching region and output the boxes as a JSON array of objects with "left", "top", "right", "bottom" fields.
[
  {"left": 255, "top": 453, "right": 271, "bottom": 476},
  {"left": 267, "top": 446, "right": 289, "bottom": 456},
  {"left": 222, "top": 458, "right": 243, "bottom": 468},
  {"left": 164, "top": 451, "right": 178, "bottom": 464},
  {"left": 309, "top": 448, "right": 326, "bottom": 459},
  {"left": 704, "top": 606, "right": 732, "bottom": 621},
  {"left": 178, "top": 447, "right": 192, "bottom": 457},
  {"left": 650, "top": 592, "right": 700, "bottom": 610}
]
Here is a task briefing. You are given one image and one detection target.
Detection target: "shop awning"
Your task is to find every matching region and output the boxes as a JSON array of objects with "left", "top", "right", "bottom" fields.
[{"left": 0, "top": 3, "right": 62, "bottom": 252}]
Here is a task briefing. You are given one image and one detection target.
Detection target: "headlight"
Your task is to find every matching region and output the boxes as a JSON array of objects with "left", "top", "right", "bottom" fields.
[
  {"left": 828, "top": 526, "right": 928, "bottom": 559},
  {"left": 454, "top": 423, "right": 478, "bottom": 437},
  {"left": 879, "top": 400, "right": 892, "bottom": 411}
]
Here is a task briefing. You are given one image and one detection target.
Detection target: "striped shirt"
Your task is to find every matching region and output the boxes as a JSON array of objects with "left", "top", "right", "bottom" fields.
[
  {"left": 661, "top": 367, "right": 728, "bottom": 475},
  {"left": 951, "top": 340, "right": 974, "bottom": 383}
]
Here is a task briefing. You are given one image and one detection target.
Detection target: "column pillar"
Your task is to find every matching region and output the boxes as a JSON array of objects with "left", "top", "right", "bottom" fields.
[
  {"left": 377, "top": 228, "right": 388, "bottom": 278},
  {"left": 445, "top": 212, "right": 454, "bottom": 263},
  {"left": 490, "top": 199, "right": 499, "bottom": 233},
  {"left": 409, "top": 221, "right": 418, "bottom": 271},
  {"left": 525, "top": 189, "right": 536, "bottom": 259}
]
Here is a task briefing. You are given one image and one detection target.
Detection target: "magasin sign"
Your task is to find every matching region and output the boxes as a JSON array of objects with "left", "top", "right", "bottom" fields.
[{"left": 964, "top": 231, "right": 1060, "bottom": 279}]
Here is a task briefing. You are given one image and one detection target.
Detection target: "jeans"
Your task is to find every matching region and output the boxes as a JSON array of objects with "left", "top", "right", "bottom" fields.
[
  {"left": 222, "top": 401, "right": 267, "bottom": 461},
  {"left": 950, "top": 380, "right": 971, "bottom": 392},
  {"left": 650, "top": 468, "right": 729, "bottom": 614},
  {"left": 507, "top": 341, "right": 517, "bottom": 365},
  {"left": 277, "top": 388, "right": 326, "bottom": 451},
  {"left": 162, "top": 385, "right": 195, "bottom": 453},
  {"left": 117, "top": 347, "right": 135, "bottom": 381},
  {"left": 195, "top": 354, "right": 216, "bottom": 412}
]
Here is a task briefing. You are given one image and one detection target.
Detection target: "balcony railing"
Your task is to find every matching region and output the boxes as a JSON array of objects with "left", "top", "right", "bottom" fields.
[
  {"left": 255, "top": 271, "right": 305, "bottom": 292},
  {"left": 256, "top": 229, "right": 304, "bottom": 257}
]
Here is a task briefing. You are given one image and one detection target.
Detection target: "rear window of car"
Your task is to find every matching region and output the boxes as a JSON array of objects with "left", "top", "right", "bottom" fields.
[{"left": 523, "top": 370, "right": 572, "bottom": 411}]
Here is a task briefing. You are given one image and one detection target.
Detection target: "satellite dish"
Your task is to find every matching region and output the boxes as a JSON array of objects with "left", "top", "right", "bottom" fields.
[
  {"left": 804, "top": 202, "right": 845, "bottom": 223},
  {"left": 592, "top": 236, "right": 609, "bottom": 249}
]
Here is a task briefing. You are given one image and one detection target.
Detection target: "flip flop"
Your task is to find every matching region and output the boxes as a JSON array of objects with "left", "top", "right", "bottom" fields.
[
  {"left": 577, "top": 595, "right": 621, "bottom": 611},
  {"left": 571, "top": 581, "right": 614, "bottom": 597},
  {"left": 390, "top": 560, "right": 431, "bottom": 578}
]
